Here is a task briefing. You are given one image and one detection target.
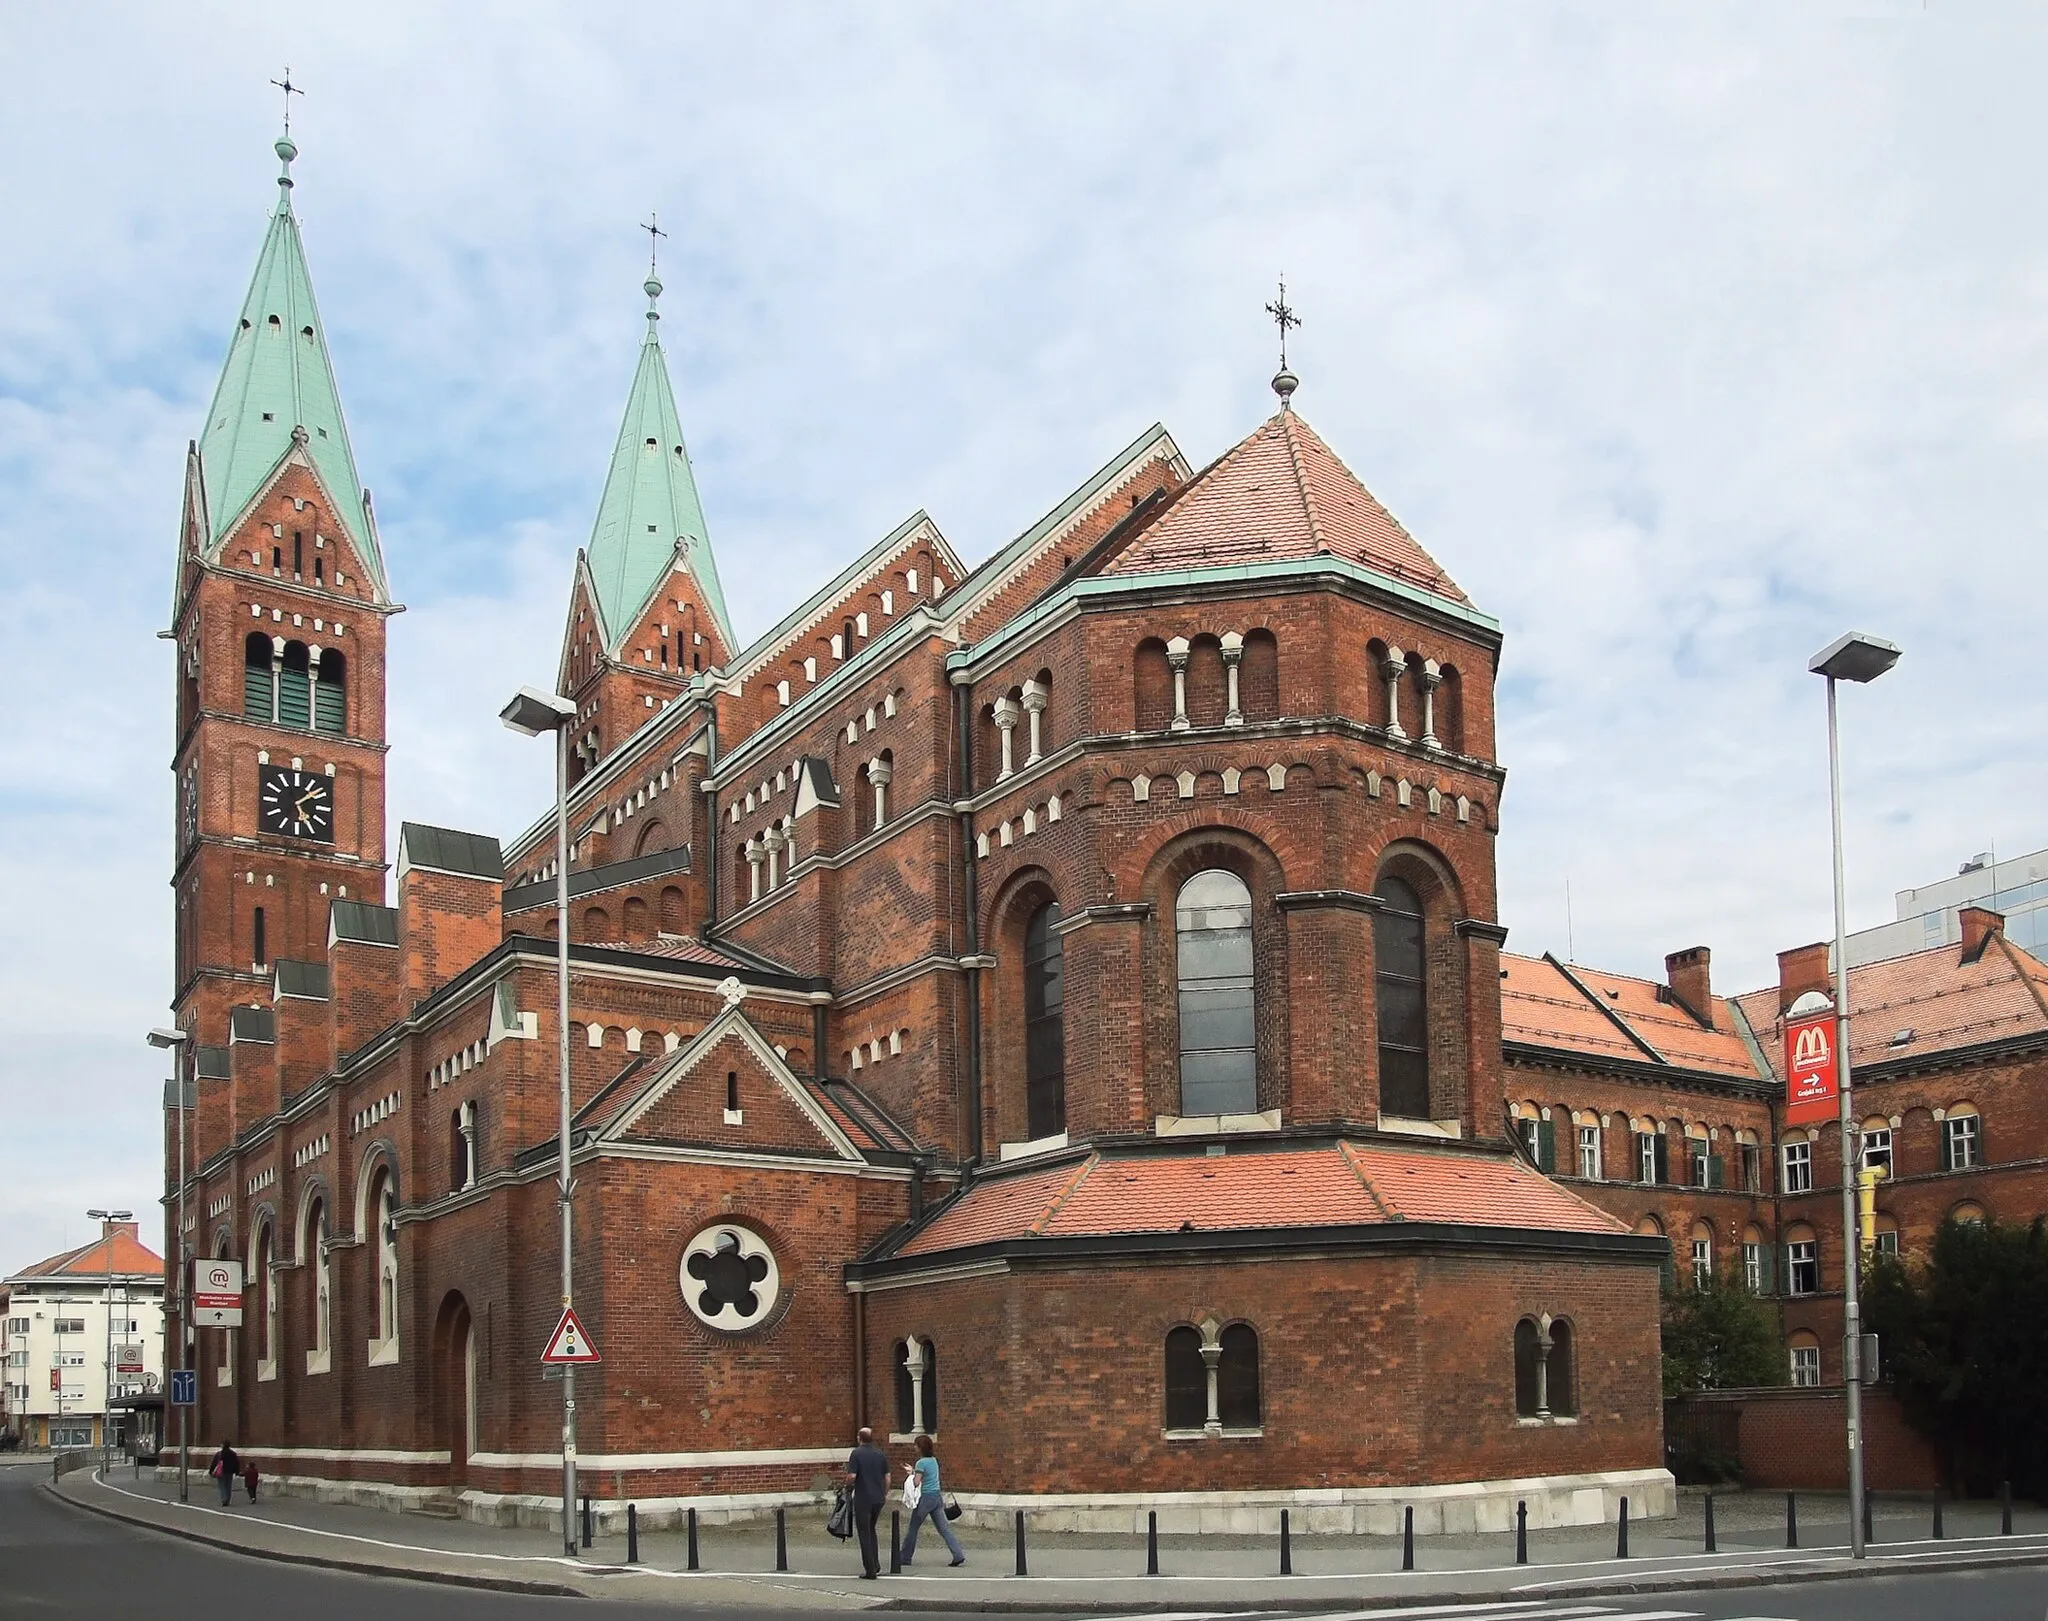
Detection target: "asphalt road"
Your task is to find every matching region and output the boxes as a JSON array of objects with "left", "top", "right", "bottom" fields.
[{"left": 4, "top": 1462, "right": 2048, "bottom": 1619}]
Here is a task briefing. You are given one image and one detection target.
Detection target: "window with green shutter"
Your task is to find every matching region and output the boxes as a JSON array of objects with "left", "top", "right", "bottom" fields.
[
  {"left": 313, "top": 651, "right": 346, "bottom": 734},
  {"left": 277, "top": 642, "right": 311, "bottom": 727},
  {"left": 243, "top": 633, "right": 275, "bottom": 720}
]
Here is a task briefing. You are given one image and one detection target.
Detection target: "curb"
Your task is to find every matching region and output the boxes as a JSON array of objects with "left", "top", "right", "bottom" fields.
[{"left": 45, "top": 1477, "right": 588, "bottom": 1600}]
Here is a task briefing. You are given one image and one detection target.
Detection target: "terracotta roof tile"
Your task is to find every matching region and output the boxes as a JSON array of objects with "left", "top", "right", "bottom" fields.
[
  {"left": 1105, "top": 412, "right": 1467, "bottom": 604},
  {"left": 582, "top": 937, "right": 774, "bottom": 975},
  {"left": 1502, "top": 953, "right": 1761, "bottom": 1080},
  {"left": 894, "top": 1141, "right": 1625, "bottom": 1260},
  {"left": 1735, "top": 935, "right": 2048, "bottom": 1077},
  {"left": 11, "top": 1228, "right": 164, "bottom": 1283}
]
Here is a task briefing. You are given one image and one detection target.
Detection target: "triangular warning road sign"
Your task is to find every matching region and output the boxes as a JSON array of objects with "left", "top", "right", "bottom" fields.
[{"left": 542, "top": 1305, "right": 601, "bottom": 1365}]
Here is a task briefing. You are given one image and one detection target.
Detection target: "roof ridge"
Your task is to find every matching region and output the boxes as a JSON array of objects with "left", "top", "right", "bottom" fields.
[
  {"left": 1278, "top": 412, "right": 1330, "bottom": 554},
  {"left": 1335, "top": 1140, "right": 1396, "bottom": 1221},
  {"left": 1546, "top": 953, "right": 1670, "bottom": 1065},
  {"left": 1990, "top": 932, "right": 2048, "bottom": 1026},
  {"left": 1029, "top": 1153, "right": 1099, "bottom": 1234}
]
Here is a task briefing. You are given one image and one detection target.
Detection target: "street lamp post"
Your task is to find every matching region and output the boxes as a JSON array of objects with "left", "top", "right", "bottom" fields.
[
  {"left": 86, "top": 1207, "right": 132, "bottom": 1476},
  {"left": 500, "top": 685, "right": 581, "bottom": 1557},
  {"left": 1807, "top": 630, "right": 1901, "bottom": 1563},
  {"left": 148, "top": 1026, "right": 192, "bottom": 1501}
]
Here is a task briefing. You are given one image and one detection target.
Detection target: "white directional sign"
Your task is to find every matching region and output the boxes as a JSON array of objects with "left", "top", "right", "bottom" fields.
[{"left": 192, "top": 1259, "right": 244, "bottom": 1328}]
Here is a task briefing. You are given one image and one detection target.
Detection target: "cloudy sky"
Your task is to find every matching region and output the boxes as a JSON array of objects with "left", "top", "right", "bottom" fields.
[{"left": 3, "top": 1, "right": 2043, "bottom": 1269}]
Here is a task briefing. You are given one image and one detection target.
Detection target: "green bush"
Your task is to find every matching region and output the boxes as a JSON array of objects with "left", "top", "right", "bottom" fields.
[{"left": 1660, "top": 1265, "right": 1784, "bottom": 1399}]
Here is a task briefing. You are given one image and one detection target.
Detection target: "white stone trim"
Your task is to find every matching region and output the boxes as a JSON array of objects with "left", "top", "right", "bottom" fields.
[{"left": 467, "top": 1445, "right": 844, "bottom": 1471}]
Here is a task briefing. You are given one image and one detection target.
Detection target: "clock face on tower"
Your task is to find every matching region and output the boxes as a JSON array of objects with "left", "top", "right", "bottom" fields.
[{"left": 258, "top": 765, "right": 334, "bottom": 842}]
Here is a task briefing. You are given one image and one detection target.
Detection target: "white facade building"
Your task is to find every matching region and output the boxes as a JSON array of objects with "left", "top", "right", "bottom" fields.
[
  {"left": 2, "top": 1220, "right": 165, "bottom": 1451},
  {"left": 1846, "top": 845, "right": 2048, "bottom": 967}
]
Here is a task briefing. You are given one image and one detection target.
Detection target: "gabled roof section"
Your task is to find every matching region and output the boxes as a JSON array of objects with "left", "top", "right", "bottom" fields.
[
  {"left": 1501, "top": 953, "right": 1763, "bottom": 1081},
  {"left": 398, "top": 822, "right": 504, "bottom": 882},
  {"left": 330, "top": 900, "right": 399, "bottom": 947},
  {"left": 1104, "top": 409, "right": 1466, "bottom": 606},
  {"left": 195, "top": 138, "right": 383, "bottom": 597},
  {"left": 585, "top": 284, "right": 733, "bottom": 656},
  {"left": 8, "top": 1224, "right": 164, "bottom": 1286}
]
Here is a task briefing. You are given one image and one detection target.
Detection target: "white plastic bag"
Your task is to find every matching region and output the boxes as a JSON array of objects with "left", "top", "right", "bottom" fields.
[{"left": 901, "top": 1470, "right": 922, "bottom": 1511}]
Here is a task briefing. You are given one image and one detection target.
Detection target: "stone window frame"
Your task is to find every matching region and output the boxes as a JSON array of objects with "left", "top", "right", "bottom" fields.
[
  {"left": 1512, "top": 1313, "right": 1578, "bottom": 1423},
  {"left": 1789, "top": 1334, "right": 1822, "bottom": 1388},
  {"left": 1782, "top": 1137, "right": 1814, "bottom": 1195},
  {"left": 1162, "top": 1316, "right": 1263, "bottom": 1441},
  {"left": 1785, "top": 1227, "right": 1820, "bottom": 1297},
  {"left": 1942, "top": 1105, "right": 1981, "bottom": 1171},
  {"left": 890, "top": 1336, "right": 938, "bottom": 1441}
]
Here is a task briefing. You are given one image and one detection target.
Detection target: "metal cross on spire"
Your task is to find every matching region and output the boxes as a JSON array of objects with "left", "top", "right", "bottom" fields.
[
  {"left": 1266, "top": 275, "right": 1302, "bottom": 410},
  {"left": 270, "top": 69, "right": 304, "bottom": 137},
  {"left": 641, "top": 213, "right": 669, "bottom": 277}
]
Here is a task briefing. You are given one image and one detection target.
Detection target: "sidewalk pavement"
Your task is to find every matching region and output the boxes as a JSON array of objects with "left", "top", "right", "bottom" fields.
[{"left": 51, "top": 1467, "right": 2048, "bottom": 1611}]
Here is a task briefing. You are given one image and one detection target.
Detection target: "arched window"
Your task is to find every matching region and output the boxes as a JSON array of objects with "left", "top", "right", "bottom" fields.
[
  {"left": 1789, "top": 1330, "right": 1822, "bottom": 1387},
  {"left": 1217, "top": 1323, "right": 1260, "bottom": 1429},
  {"left": 277, "top": 641, "right": 312, "bottom": 728},
  {"left": 1135, "top": 639, "right": 1173, "bottom": 730},
  {"left": 623, "top": 896, "right": 651, "bottom": 940},
  {"left": 1690, "top": 1220, "right": 1715, "bottom": 1288},
  {"left": 1241, "top": 629, "right": 1280, "bottom": 721},
  {"left": 303, "top": 1196, "right": 331, "bottom": 1367},
  {"left": 253, "top": 1222, "right": 277, "bottom": 1368},
  {"left": 1374, "top": 876, "right": 1430, "bottom": 1118},
  {"left": 449, "top": 1101, "right": 476, "bottom": 1193},
  {"left": 1514, "top": 1317, "right": 1541, "bottom": 1416},
  {"left": 1186, "top": 634, "right": 1227, "bottom": 727},
  {"left": 244, "top": 633, "right": 276, "bottom": 719},
  {"left": 371, "top": 1168, "right": 399, "bottom": 1348},
  {"left": 1549, "top": 1320, "right": 1577, "bottom": 1416},
  {"left": 582, "top": 905, "right": 611, "bottom": 940},
  {"left": 1023, "top": 901, "right": 1066, "bottom": 1139},
  {"left": 1164, "top": 1326, "right": 1206, "bottom": 1431},
  {"left": 1175, "top": 869, "right": 1256, "bottom": 1116},
  {"left": 659, "top": 886, "right": 686, "bottom": 934},
  {"left": 635, "top": 818, "right": 668, "bottom": 857},
  {"left": 313, "top": 649, "right": 346, "bottom": 734}
]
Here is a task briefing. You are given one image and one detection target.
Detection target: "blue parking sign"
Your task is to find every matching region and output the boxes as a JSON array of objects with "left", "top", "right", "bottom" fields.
[{"left": 170, "top": 1370, "right": 197, "bottom": 1407}]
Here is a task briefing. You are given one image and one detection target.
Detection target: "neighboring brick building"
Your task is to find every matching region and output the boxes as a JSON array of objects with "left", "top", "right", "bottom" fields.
[{"left": 161, "top": 137, "right": 1675, "bottom": 1527}]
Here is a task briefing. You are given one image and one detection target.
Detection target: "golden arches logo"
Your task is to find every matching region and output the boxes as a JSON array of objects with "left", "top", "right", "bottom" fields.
[{"left": 1792, "top": 1024, "right": 1831, "bottom": 1068}]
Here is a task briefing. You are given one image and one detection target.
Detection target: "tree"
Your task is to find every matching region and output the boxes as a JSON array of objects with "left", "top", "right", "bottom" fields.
[
  {"left": 1660, "top": 1266, "right": 1783, "bottom": 1400},
  {"left": 1864, "top": 1216, "right": 2048, "bottom": 1497}
]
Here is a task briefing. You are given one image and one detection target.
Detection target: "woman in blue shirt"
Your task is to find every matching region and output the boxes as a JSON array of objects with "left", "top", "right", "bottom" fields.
[{"left": 900, "top": 1433, "right": 966, "bottom": 1566}]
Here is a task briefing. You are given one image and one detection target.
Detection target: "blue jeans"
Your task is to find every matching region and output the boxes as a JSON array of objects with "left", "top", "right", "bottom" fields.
[
  {"left": 215, "top": 1471, "right": 233, "bottom": 1506},
  {"left": 902, "top": 1491, "right": 963, "bottom": 1562}
]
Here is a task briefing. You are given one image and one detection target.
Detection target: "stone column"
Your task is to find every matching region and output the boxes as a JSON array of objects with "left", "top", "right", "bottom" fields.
[
  {"left": 1535, "top": 1319, "right": 1553, "bottom": 1417},
  {"left": 1020, "top": 679, "right": 1047, "bottom": 763},
  {"left": 1418, "top": 658, "right": 1442, "bottom": 749},
  {"left": 1166, "top": 636, "right": 1191, "bottom": 731},
  {"left": 764, "top": 825, "right": 787, "bottom": 891},
  {"left": 1201, "top": 1335, "right": 1223, "bottom": 1436},
  {"left": 904, "top": 1337, "right": 926, "bottom": 1435},
  {"left": 1381, "top": 648, "right": 1409, "bottom": 741},
  {"left": 746, "top": 838, "right": 764, "bottom": 903},
  {"left": 869, "top": 756, "right": 892, "bottom": 828},
  {"left": 993, "top": 697, "right": 1020, "bottom": 780},
  {"left": 1221, "top": 632, "right": 1245, "bottom": 726}
]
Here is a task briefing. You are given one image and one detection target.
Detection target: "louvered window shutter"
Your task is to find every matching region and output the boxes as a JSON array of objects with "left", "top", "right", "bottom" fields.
[
  {"left": 1654, "top": 1133, "right": 1671, "bottom": 1185},
  {"left": 1537, "top": 1119, "right": 1557, "bottom": 1173},
  {"left": 243, "top": 661, "right": 275, "bottom": 720},
  {"left": 277, "top": 665, "right": 311, "bottom": 728},
  {"left": 1708, "top": 1153, "right": 1725, "bottom": 1190},
  {"left": 314, "top": 673, "right": 345, "bottom": 734}
]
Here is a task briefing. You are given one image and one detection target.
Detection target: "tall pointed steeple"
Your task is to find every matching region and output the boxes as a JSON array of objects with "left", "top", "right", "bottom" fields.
[
  {"left": 583, "top": 270, "right": 733, "bottom": 655},
  {"left": 194, "top": 132, "right": 385, "bottom": 597}
]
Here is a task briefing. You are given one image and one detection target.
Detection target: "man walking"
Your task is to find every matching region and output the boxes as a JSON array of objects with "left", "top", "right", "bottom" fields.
[{"left": 844, "top": 1426, "right": 889, "bottom": 1578}]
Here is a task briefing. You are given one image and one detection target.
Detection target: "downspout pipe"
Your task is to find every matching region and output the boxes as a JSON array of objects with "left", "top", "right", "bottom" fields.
[{"left": 951, "top": 671, "right": 984, "bottom": 1175}]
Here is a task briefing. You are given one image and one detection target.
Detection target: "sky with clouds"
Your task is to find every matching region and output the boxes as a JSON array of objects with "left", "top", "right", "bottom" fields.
[{"left": 3, "top": 1, "right": 2044, "bottom": 1270}]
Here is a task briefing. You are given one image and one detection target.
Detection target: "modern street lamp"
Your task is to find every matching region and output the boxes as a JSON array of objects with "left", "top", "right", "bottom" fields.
[
  {"left": 500, "top": 684, "right": 581, "bottom": 1556},
  {"left": 148, "top": 1025, "right": 192, "bottom": 1501},
  {"left": 1807, "top": 629, "right": 1901, "bottom": 1562},
  {"left": 86, "top": 1207, "right": 132, "bottom": 1477}
]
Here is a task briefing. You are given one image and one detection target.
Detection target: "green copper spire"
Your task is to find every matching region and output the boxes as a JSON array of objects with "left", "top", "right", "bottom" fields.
[
  {"left": 195, "top": 134, "right": 385, "bottom": 596},
  {"left": 584, "top": 273, "right": 732, "bottom": 653}
]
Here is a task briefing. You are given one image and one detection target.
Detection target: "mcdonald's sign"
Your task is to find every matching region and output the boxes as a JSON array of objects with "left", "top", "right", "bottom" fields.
[{"left": 1785, "top": 1008, "right": 1840, "bottom": 1125}]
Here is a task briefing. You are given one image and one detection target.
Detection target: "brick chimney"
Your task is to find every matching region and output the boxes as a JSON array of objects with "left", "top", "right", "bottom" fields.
[
  {"left": 1777, "top": 941, "right": 1832, "bottom": 1014},
  {"left": 397, "top": 823, "right": 505, "bottom": 1005},
  {"left": 1664, "top": 946, "right": 1715, "bottom": 1029},
  {"left": 1960, "top": 906, "right": 2004, "bottom": 965}
]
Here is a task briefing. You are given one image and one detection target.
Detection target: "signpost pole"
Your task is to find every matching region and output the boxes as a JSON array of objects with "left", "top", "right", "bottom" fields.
[
  {"left": 1824, "top": 673, "right": 1867, "bottom": 1562},
  {"left": 554, "top": 717, "right": 578, "bottom": 1558}
]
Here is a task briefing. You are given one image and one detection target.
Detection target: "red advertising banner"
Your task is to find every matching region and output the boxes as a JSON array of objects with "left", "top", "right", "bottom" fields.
[{"left": 1785, "top": 1009, "right": 1840, "bottom": 1125}]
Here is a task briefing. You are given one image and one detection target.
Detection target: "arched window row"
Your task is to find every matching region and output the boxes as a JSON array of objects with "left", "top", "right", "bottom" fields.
[
  {"left": 741, "top": 818, "right": 797, "bottom": 903},
  {"left": 893, "top": 1337, "right": 939, "bottom": 1437},
  {"left": 1364, "top": 639, "right": 1466, "bottom": 755},
  {"left": 1164, "top": 1320, "right": 1261, "bottom": 1435},
  {"left": 1506, "top": 1105, "right": 1765, "bottom": 1193},
  {"left": 583, "top": 1023, "right": 690, "bottom": 1056},
  {"left": 243, "top": 633, "right": 346, "bottom": 733},
  {"left": 972, "top": 794, "right": 1064, "bottom": 860},
  {"left": 981, "top": 671, "right": 1054, "bottom": 783},
  {"left": 1134, "top": 629, "right": 1281, "bottom": 733},
  {"left": 1513, "top": 1316, "right": 1577, "bottom": 1418}
]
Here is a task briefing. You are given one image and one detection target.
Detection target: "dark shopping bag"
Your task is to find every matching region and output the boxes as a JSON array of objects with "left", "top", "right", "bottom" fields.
[{"left": 826, "top": 1488, "right": 854, "bottom": 1540}]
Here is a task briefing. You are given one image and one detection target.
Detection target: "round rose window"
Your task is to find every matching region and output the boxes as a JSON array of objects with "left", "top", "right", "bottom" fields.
[{"left": 680, "top": 1225, "right": 781, "bottom": 1332}]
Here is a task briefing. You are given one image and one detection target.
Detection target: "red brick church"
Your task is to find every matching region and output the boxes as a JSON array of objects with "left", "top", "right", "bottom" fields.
[{"left": 162, "top": 134, "right": 1674, "bottom": 1530}]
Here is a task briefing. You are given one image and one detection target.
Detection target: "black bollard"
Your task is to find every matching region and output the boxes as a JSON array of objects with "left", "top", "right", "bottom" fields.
[
  {"left": 890, "top": 1509, "right": 902, "bottom": 1574},
  {"left": 1146, "top": 1510, "right": 1158, "bottom": 1576},
  {"left": 1704, "top": 1491, "right": 1717, "bottom": 1553},
  {"left": 1516, "top": 1499, "right": 1528, "bottom": 1565},
  {"left": 1863, "top": 1490, "right": 1874, "bottom": 1546},
  {"left": 627, "top": 1503, "right": 640, "bottom": 1565},
  {"left": 1616, "top": 1495, "right": 1630, "bottom": 1559},
  {"left": 776, "top": 1506, "right": 788, "bottom": 1572},
  {"left": 1785, "top": 1491, "right": 1798, "bottom": 1549},
  {"left": 1279, "top": 1508, "right": 1292, "bottom": 1576},
  {"left": 687, "top": 1505, "right": 700, "bottom": 1571},
  {"left": 582, "top": 1492, "right": 593, "bottom": 1550},
  {"left": 1402, "top": 1505, "right": 1414, "bottom": 1572},
  {"left": 2001, "top": 1480, "right": 2013, "bottom": 1536},
  {"left": 1014, "top": 1509, "right": 1027, "bottom": 1576},
  {"left": 1933, "top": 1491, "right": 1944, "bottom": 1541}
]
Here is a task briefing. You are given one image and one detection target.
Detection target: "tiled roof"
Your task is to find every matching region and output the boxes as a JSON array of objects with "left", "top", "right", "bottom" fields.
[
  {"left": 804, "top": 1081, "right": 920, "bottom": 1156},
  {"left": 1501, "top": 953, "right": 1760, "bottom": 1080},
  {"left": 1104, "top": 410, "right": 1467, "bottom": 605},
  {"left": 582, "top": 936, "right": 779, "bottom": 975},
  {"left": 1733, "top": 934, "right": 2048, "bottom": 1077},
  {"left": 11, "top": 1227, "right": 163, "bottom": 1284},
  {"left": 895, "top": 1141, "right": 1624, "bottom": 1259}
]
